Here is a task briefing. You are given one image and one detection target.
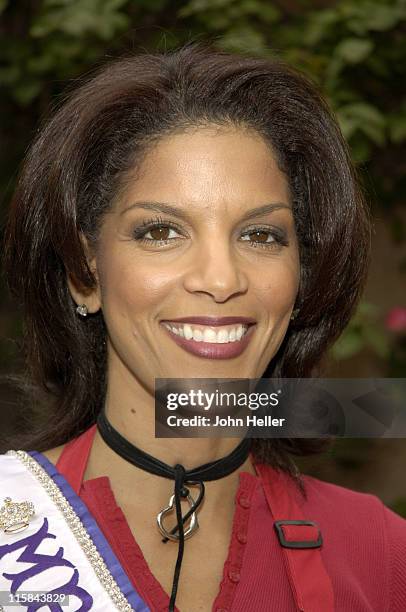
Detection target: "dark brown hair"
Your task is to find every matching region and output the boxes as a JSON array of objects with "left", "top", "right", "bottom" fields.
[{"left": 2, "top": 42, "right": 371, "bottom": 477}]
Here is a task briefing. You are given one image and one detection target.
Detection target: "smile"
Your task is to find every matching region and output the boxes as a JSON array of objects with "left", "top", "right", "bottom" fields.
[
  {"left": 162, "top": 322, "right": 249, "bottom": 343},
  {"left": 160, "top": 321, "right": 256, "bottom": 359}
]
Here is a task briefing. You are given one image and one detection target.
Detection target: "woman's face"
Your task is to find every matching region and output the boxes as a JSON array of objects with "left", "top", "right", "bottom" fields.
[{"left": 86, "top": 126, "right": 300, "bottom": 392}]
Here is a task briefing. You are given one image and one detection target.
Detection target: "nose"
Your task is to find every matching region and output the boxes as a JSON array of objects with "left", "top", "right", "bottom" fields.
[{"left": 183, "top": 239, "right": 249, "bottom": 302}]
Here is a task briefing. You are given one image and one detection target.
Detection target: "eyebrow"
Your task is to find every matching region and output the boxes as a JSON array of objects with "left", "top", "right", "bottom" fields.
[{"left": 120, "top": 201, "right": 292, "bottom": 221}]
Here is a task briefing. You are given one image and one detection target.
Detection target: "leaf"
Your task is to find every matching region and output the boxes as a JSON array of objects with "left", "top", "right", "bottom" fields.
[
  {"left": 331, "top": 329, "right": 365, "bottom": 360},
  {"left": 362, "top": 4, "right": 405, "bottom": 32},
  {"left": 337, "top": 103, "right": 386, "bottom": 146},
  {"left": 335, "top": 38, "right": 374, "bottom": 64},
  {"left": 0, "top": 65, "right": 20, "bottom": 86},
  {"left": 331, "top": 300, "right": 388, "bottom": 360},
  {"left": 179, "top": 0, "right": 233, "bottom": 19},
  {"left": 240, "top": 0, "right": 280, "bottom": 23},
  {"left": 388, "top": 114, "right": 406, "bottom": 144},
  {"left": 219, "top": 26, "right": 267, "bottom": 54},
  {"left": 303, "top": 9, "right": 339, "bottom": 46},
  {"left": 363, "top": 326, "right": 390, "bottom": 358},
  {"left": 31, "top": 0, "right": 130, "bottom": 38},
  {"left": 356, "top": 302, "right": 380, "bottom": 318},
  {"left": 27, "top": 55, "right": 55, "bottom": 74},
  {"left": 12, "top": 81, "right": 42, "bottom": 106}
]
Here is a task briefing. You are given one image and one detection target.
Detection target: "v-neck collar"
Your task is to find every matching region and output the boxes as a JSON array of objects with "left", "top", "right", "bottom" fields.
[{"left": 56, "top": 424, "right": 261, "bottom": 611}]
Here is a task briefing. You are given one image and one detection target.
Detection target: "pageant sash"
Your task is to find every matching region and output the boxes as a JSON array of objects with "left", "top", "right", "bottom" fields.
[{"left": 0, "top": 451, "right": 150, "bottom": 612}]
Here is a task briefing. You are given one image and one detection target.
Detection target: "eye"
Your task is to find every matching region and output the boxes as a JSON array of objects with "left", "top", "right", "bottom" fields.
[
  {"left": 240, "top": 227, "right": 288, "bottom": 249},
  {"left": 132, "top": 217, "right": 289, "bottom": 250},
  {"left": 143, "top": 226, "right": 180, "bottom": 242},
  {"left": 132, "top": 217, "right": 184, "bottom": 245}
]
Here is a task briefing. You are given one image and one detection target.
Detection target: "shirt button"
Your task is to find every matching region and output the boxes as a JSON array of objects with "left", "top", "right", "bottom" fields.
[
  {"left": 238, "top": 496, "right": 251, "bottom": 508},
  {"left": 228, "top": 569, "right": 241, "bottom": 583},
  {"left": 236, "top": 530, "right": 247, "bottom": 544}
]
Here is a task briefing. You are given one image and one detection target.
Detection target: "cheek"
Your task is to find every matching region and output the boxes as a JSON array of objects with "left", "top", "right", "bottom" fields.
[
  {"left": 97, "top": 252, "right": 176, "bottom": 317},
  {"left": 255, "top": 257, "right": 299, "bottom": 315}
]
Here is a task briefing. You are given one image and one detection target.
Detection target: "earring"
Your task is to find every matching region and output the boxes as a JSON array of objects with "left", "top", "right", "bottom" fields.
[
  {"left": 290, "top": 308, "right": 299, "bottom": 321},
  {"left": 76, "top": 304, "right": 88, "bottom": 317}
]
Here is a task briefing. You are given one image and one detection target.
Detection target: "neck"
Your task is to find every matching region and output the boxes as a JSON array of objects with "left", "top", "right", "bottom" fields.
[
  {"left": 101, "top": 352, "right": 256, "bottom": 470},
  {"left": 84, "top": 358, "right": 257, "bottom": 515}
]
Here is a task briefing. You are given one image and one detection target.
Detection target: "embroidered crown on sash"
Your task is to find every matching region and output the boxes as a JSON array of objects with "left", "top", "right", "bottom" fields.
[{"left": 0, "top": 496, "right": 35, "bottom": 533}]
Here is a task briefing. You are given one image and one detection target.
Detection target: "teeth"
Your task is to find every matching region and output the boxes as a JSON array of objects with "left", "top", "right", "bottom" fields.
[
  {"left": 203, "top": 328, "right": 217, "bottom": 342},
  {"left": 193, "top": 329, "right": 203, "bottom": 342},
  {"left": 163, "top": 322, "right": 249, "bottom": 343},
  {"left": 217, "top": 329, "right": 229, "bottom": 344},
  {"left": 184, "top": 324, "right": 193, "bottom": 340}
]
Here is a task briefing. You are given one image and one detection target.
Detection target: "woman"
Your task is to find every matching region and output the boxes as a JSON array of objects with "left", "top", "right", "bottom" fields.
[{"left": 1, "top": 42, "right": 405, "bottom": 611}]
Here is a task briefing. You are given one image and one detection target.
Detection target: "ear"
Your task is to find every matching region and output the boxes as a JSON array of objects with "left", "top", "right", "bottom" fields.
[{"left": 67, "top": 233, "right": 102, "bottom": 314}]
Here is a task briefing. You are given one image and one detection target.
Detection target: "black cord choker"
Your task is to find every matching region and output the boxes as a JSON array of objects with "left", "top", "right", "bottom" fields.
[{"left": 96, "top": 407, "right": 252, "bottom": 612}]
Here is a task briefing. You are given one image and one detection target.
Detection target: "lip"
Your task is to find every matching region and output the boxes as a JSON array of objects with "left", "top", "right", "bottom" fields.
[
  {"left": 160, "top": 322, "right": 256, "bottom": 360},
  {"left": 160, "top": 316, "right": 256, "bottom": 326}
]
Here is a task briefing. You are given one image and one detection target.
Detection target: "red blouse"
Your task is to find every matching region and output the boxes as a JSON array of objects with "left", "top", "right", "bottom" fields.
[{"left": 56, "top": 425, "right": 406, "bottom": 611}]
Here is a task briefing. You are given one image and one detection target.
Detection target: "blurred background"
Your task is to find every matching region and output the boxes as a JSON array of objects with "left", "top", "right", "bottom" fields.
[{"left": 0, "top": 0, "right": 405, "bottom": 514}]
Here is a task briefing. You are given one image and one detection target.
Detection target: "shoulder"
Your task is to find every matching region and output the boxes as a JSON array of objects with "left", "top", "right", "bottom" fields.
[
  {"left": 300, "top": 474, "right": 406, "bottom": 608},
  {"left": 301, "top": 472, "right": 387, "bottom": 509},
  {"left": 0, "top": 444, "right": 66, "bottom": 482},
  {"left": 300, "top": 472, "right": 406, "bottom": 533},
  {"left": 1, "top": 445, "right": 65, "bottom": 467},
  {"left": 42, "top": 444, "right": 66, "bottom": 466}
]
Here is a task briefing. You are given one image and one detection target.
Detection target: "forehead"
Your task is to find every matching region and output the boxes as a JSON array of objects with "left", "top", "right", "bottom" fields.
[{"left": 117, "top": 126, "right": 291, "bottom": 214}]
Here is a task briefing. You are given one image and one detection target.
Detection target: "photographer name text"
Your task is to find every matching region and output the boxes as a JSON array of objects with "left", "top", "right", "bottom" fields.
[{"left": 166, "top": 414, "right": 286, "bottom": 428}]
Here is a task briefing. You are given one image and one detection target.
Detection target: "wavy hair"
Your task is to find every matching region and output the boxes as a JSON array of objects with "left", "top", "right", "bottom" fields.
[{"left": 2, "top": 42, "right": 371, "bottom": 478}]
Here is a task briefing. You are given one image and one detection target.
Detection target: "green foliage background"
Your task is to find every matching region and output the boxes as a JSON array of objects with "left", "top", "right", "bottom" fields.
[
  {"left": 1, "top": 0, "right": 405, "bottom": 511},
  {"left": 1, "top": 0, "right": 405, "bottom": 209}
]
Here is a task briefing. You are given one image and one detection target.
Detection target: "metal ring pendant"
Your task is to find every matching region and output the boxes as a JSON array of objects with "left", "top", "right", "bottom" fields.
[{"left": 157, "top": 492, "right": 200, "bottom": 541}]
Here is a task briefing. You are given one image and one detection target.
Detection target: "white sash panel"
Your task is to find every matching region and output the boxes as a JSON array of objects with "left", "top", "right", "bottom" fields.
[{"left": 0, "top": 452, "right": 150, "bottom": 612}]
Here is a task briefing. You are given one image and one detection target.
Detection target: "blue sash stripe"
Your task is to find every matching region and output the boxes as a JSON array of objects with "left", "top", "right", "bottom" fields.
[{"left": 28, "top": 451, "right": 151, "bottom": 612}]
